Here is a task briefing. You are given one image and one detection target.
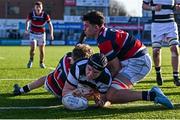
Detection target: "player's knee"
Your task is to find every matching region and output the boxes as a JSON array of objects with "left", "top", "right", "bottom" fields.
[
  {"left": 153, "top": 48, "right": 161, "bottom": 57},
  {"left": 170, "top": 45, "right": 179, "bottom": 57},
  {"left": 152, "top": 42, "right": 161, "bottom": 49}
]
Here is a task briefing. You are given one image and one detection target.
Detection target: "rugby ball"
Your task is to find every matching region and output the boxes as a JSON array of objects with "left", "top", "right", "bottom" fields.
[{"left": 62, "top": 93, "right": 88, "bottom": 110}]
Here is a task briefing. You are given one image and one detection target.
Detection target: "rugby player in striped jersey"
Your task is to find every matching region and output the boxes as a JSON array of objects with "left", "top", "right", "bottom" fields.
[
  {"left": 26, "top": 1, "right": 54, "bottom": 68},
  {"left": 13, "top": 44, "right": 93, "bottom": 98},
  {"left": 72, "top": 11, "right": 174, "bottom": 109}
]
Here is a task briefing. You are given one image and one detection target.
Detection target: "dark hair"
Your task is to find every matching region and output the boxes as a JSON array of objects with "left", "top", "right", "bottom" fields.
[
  {"left": 82, "top": 10, "right": 105, "bottom": 27},
  {"left": 35, "top": 1, "right": 43, "bottom": 6},
  {"left": 88, "top": 53, "right": 108, "bottom": 71}
]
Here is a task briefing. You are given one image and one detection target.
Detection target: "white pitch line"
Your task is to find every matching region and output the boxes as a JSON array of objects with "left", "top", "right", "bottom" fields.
[
  {"left": 47, "top": 67, "right": 55, "bottom": 70},
  {"left": 0, "top": 105, "right": 62, "bottom": 110},
  {"left": 0, "top": 78, "right": 36, "bottom": 81},
  {"left": 0, "top": 57, "right": 5, "bottom": 60},
  {"left": 0, "top": 103, "right": 178, "bottom": 110}
]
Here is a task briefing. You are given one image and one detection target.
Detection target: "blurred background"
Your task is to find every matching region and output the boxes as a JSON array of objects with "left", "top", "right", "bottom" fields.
[{"left": 0, "top": 0, "right": 180, "bottom": 46}]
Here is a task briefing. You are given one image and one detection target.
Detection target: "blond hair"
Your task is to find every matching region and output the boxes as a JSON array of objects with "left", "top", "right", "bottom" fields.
[{"left": 72, "top": 44, "right": 94, "bottom": 62}]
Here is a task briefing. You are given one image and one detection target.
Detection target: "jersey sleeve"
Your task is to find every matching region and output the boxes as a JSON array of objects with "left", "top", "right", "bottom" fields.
[
  {"left": 27, "top": 12, "right": 32, "bottom": 20},
  {"left": 97, "top": 69, "right": 112, "bottom": 94},
  {"left": 66, "top": 64, "right": 79, "bottom": 88},
  {"left": 98, "top": 40, "right": 117, "bottom": 61}
]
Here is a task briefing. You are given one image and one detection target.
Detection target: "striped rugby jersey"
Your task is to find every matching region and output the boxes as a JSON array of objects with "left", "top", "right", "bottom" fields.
[
  {"left": 97, "top": 27, "right": 147, "bottom": 61},
  {"left": 46, "top": 52, "right": 71, "bottom": 97},
  {"left": 67, "top": 58, "right": 112, "bottom": 94},
  {"left": 143, "top": 0, "right": 177, "bottom": 23},
  {"left": 27, "top": 11, "right": 50, "bottom": 33}
]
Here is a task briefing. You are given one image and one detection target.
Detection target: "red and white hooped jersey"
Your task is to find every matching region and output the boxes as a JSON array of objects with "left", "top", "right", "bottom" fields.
[
  {"left": 27, "top": 11, "right": 50, "bottom": 33},
  {"left": 97, "top": 27, "right": 147, "bottom": 61},
  {"left": 46, "top": 52, "right": 72, "bottom": 97}
]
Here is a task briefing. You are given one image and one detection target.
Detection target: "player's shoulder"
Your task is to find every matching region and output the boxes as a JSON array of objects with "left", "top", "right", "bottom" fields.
[
  {"left": 73, "top": 58, "right": 88, "bottom": 66},
  {"left": 70, "top": 58, "right": 88, "bottom": 72},
  {"left": 28, "top": 11, "right": 33, "bottom": 16}
]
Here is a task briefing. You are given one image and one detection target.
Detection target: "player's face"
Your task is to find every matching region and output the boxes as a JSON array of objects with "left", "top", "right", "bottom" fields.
[
  {"left": 85, "top": 64, "right": 102, "bottom": 80},
  {"left": 34, "top": 5, "right": 43, "bottom": 15},
  {"left": 83, "top": 21, "right": 99, "bottom": 39}
]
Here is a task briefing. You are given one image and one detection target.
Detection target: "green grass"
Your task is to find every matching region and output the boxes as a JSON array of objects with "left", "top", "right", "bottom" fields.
[{"left": 0, "top": 46, "right": 180, "bottom": 119}]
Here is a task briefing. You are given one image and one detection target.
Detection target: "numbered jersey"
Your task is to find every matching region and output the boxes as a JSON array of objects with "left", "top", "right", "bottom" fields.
[{"left": 45, "top": 52, "right": 71, "bottom": 97}]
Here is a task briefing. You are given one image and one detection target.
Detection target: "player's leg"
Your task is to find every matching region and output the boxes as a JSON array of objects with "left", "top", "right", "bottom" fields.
[
  {"left": 170, "top": 45, "right": 180, "bottom": 86},
  {"left": 167, "top": 22, "right": 180, "bottom": 86},
  {"left": 153, "top": 47, "right": 163, "bottom": 85},
  {"left": 27, "top": 34, "right": 37, "bottom": 68},
  {"left": 111, "top": 54, "right": 152, "bottom": 89},
  {"left": 13, "top": 76, "right": 46, "bottom": 95},
  {"left": 105, "top": 86, "right": 174, "bottom": 109},
  {"left": 39, "top": 45, "right": 46, "bottom": 68},
  {"left": 38, "top": 33, "right": 46, "bottom": 68},
  {"left": 151, "top": 23, "right": 164, "bottom": 85}
]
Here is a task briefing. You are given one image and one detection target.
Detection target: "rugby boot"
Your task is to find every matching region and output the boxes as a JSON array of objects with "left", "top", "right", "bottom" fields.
[
  {"left": 27, "top": 60, "right": 33, "bottom": 68},
  {"left": 13, "top": 84, "right": 21, "bottom": 96},
  {"left": 174, "top": 77, "right": 180, "bottom": 86},
  {"left": 150, "top": 86, "right": 174, "bottom": 109},
  {"left": 156, "top": 73, "right": 163, "bottom": 86},
  {"left": 40, "top": 63, "right": 46, "bottom": 69}
]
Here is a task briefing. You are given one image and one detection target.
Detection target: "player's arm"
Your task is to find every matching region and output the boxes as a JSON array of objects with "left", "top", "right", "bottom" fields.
[
  {"left": 62, "top": 81, "right": 76, "bottom": 96},
  {"left": 25, "top": 18, "right": 30, "bottom": 34},
  {"left": 62, "top": 81, "right": 92, "bottom": 98},
  {"left": 142, "top": 1, "right": 161, "bottom": 11},
  {"left": 47, "top": 21, "right": 54, "bottom": 40},
  {"left": 77, "top": 30, "right": 86, "bottom": 45}
]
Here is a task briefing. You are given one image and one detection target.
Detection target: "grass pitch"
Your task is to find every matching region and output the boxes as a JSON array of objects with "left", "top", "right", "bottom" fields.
[{"left": 0, "top": 46, "right": 180, "bottom": 119}]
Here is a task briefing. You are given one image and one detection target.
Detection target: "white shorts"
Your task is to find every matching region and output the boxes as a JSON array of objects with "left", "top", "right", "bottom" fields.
[
  {"left": 30, "top": 33, "right": 46, "bottom": 46},
  {"left": 151, "top": 22, "right": 179, "bottom": 48},
  {"left": 117, "top": 54, "right": 152, "bottom": 85}
]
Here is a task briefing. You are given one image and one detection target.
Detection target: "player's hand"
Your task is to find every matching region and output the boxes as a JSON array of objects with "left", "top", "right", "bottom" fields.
[
  {"left": 72, "top": 89, "right": 84, "bottom": 97},
  {"left": 24, "top": 30, "right": 29, "bottom": 35},
  {"left": 176, "top": 4, "right": 180, "bottom": 12}
]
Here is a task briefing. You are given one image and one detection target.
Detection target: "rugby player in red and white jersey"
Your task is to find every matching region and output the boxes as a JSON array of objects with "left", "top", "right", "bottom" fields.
[
  {"left": 25, "top": 1, "right": 54, "bottom": 68},
  {"left": 76, "top": 11, "right": 174, "bottom": 109},
  {"left": 13, "top": 44, "right": 94, "bottom": 98}
]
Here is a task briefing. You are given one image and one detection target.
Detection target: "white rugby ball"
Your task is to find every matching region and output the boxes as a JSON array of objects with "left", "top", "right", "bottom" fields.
[{"left": 62, "top": 93, "right": 88, "bottom": 110}]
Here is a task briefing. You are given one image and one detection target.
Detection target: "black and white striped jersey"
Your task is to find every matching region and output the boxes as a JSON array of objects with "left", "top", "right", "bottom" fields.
[
  {"left": 67, "top": 58, "right": 112, "bottom": 94},
  {"left": 143, "top": 0, "right": 178, "bottom": 23}
]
